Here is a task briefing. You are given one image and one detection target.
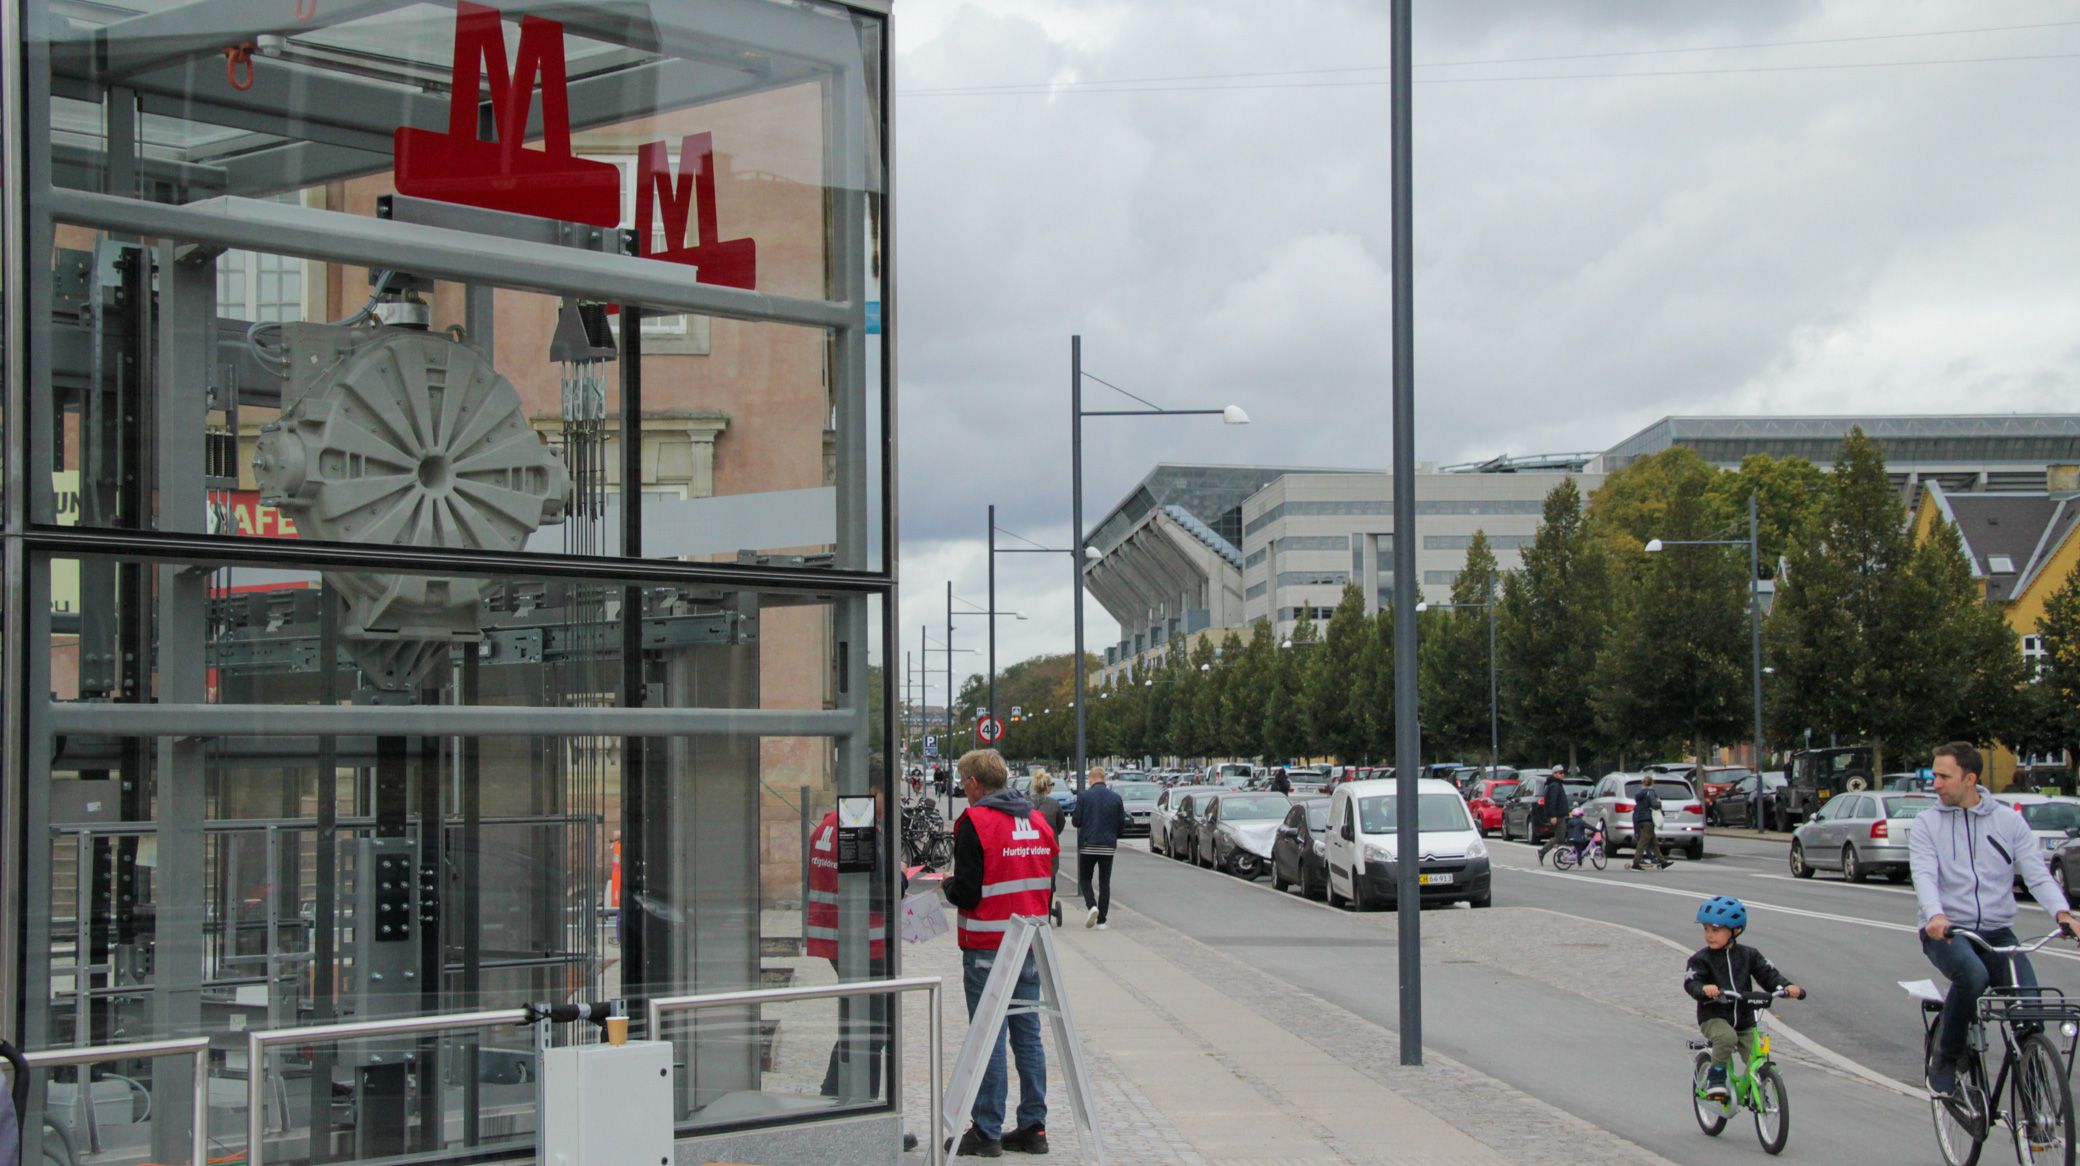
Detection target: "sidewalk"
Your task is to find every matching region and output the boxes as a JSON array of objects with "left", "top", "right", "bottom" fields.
[{"left": 897, "top": 896, "right": 1680, "bottom": 1166}]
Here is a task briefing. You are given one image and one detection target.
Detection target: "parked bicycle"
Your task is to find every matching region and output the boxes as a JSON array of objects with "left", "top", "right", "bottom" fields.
[
  {"left": 1689, "top": 986, "right": 1802, "bottom": 1155},
  {"left": 1905, "top": 929, "right": 2079, "bottom": 1166},
  {"left": 1552, "top": 818, "right": 1606, "bottom": 871},
  {"left": 900, "top": 795, "right": 951, "bottom": 869}
]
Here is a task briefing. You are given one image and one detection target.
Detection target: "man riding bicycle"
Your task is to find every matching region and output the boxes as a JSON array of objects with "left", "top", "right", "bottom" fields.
[{"left": 1911, "top": 741, "right": 2078, "bottom": 1098}]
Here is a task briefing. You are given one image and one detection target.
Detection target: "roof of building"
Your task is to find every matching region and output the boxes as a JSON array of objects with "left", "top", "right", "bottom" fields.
[
  {"left": 1084, "top": 463, "right": 1347, "bottom": 557},
  {"left": 1604, "top": 414, "right": 2080, "bottom": 472},
  {"left": 1161, "top": 504, "right": 1243, "bottom": 568},
  {"left": 1925, "top": 483, "right": 2080, "bottom": 603}
]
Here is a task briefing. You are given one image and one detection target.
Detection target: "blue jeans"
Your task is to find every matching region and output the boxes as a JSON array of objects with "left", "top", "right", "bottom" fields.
[
  {"left": 961, "top": 946, "right": 1046, "bottom": 1139},
  {"left": 1923, "top": 925, "right": 2037, "bottom": 1065}
]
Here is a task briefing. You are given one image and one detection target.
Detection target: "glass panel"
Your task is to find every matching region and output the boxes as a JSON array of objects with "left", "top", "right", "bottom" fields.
[
  {"left": 30, "top": 0, "right": 887, "bottom": 573},
  {"left": 29, "top": 549, "right": 892, "bottom": 1160}
]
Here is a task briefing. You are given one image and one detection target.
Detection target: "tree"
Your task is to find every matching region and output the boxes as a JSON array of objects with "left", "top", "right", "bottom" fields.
[
  {"left": 1915, "top": 520, "right": 2027, "bottom": 749},
  {"left": 1766, "top": 428, "right": 1942, "bottom": 774},
  {"left": 1420, "top": 532, "right": 1500, "bottom": 765},
  {"left": 1497, "top": 478, "right": 1610, "bottom": 768},
  {"left": 1592, "top": 455, "right": 1749, "bottom": 758},
  {"left": 1587, "top": 446, "right": 1734, "bottom": 559},
  {"left": 1216, "top": 629, "right": 1261, "bottom": 758},
  {"left": 1310, "top": 584, "right": 1372, "bottom": 762},
  {"left": 1263, "top": 608, "right": 1319, "bottom": 762},
  {"left": 1708, "top": 453, "right": 1827, "bottom": 573},
  {"left": 1357, "top": 605, "right": 1396, "bottom": 761},
  {"left": 2029, "top": 568, "right": 2080, "bottom": 775}
]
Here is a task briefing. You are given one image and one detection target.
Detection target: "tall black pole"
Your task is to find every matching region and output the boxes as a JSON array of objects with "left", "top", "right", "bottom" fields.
[
  {"left": 1487, "top": 600, "right": 1499, "bottom": 776},
  {"left": 1750, "top": 491, "right": 1767, "bottom": 835},
  {"left": 1388, "top": 0, "right": 1423, "bottom": 1067},
  {"left": 1071, "top": 335, "right": 1087, "bottom": 794},
  {"left": 988, "top": 504, "right": 998, "bottom": 732},
  {"left": 946, "top": 580, "right": 955, "bottom": 764}
]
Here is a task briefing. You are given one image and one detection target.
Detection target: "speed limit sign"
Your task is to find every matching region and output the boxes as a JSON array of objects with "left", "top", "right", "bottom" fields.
[{"left": 977, "top": 715, "right": 1005, "bottom": 744}]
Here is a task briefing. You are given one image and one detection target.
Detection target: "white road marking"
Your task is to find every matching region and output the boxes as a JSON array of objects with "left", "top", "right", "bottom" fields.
[{"left": 1749, "top": 872, "right": 1919, "bottom": 897}]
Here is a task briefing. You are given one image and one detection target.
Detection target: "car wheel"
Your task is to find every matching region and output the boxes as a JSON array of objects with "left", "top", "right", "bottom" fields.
[
  {"left": 1471, "top": 888, "right": 1492, "bottom": 909},
  {"left": 1688, "top": 841, "right": 1704, "bottom": 861},
  {"left": 1351, "top": 870, "right": 1372, "bottom": 912},
  {"left": 1789, "top": 841, "right": 1813, "bottom": 879},
  {"left": 1303, "top": 864, "right": 1325, "bottom": 900},
  {"left": 1327, "top": 873, "right": 1348, "bottom": 908},
  {"left": 1886, "top": 869, "right": 1909, "bottom": 884},
  {"left": 1272, "top": 861, "right": 1291, "bottom": 893},
  {"left": 1843, "top": 844, "right": 1865, "bottom": 883},
  {"left": 1706, "top": 805, "right": 1720, "bottom": 827}
]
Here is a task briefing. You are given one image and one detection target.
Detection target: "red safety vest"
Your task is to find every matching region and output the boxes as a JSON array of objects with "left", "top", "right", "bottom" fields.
[
  {"left": 806, "top": 812, "right": 888, "bottom": 961},
  {"left": 957, "top": 807, "right": 1057, "bottom": 951}
]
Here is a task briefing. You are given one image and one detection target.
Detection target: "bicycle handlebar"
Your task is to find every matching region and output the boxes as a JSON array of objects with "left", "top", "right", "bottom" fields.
[
  {"left": 1949, "top": 925, "right": 2077, "bottom": 955},
  {"left": 1736, "top": 987, "right": 1807, "bottom": 1007}
]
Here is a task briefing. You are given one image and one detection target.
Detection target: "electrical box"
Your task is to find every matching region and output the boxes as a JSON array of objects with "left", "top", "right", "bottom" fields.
[{"left": 541, "top": 1041, "right": 674, "bottom": 1166}]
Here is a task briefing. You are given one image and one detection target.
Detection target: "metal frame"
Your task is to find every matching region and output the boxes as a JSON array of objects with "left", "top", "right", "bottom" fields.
[
  {"left": 647, "top": 975, "right": 944, "bottom": 1166},
  {"left": 7, "top": 1036, "right": 211, "bottom": 1166}
]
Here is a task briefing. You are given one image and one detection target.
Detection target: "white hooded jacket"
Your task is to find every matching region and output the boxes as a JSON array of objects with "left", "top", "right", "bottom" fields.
[{"left": 1909, "top": 787, "right": 2071, "bottom": 931}]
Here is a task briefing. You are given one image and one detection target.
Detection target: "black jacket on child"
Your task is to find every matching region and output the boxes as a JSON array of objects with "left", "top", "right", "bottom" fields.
[{"left": 1683, "top": 941, "right": 1791, "bottom": 1029}]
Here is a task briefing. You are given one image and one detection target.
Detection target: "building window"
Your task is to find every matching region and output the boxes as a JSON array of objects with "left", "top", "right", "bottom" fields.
[
  {"left": 1281, "top": 535, "right": 1352, "bottom": 551},
  {"left": 2024, "top": 633, "right": 2048, "bottom": 678},
  {"left": 1277, "top": 571, "right": 1349, "bottom": 588},
  {"left": 1423, "top": 534, "right": 1533, "bottom": 550},
  {"left": 1246, "top": 581, "right": 1267, "bottom": 600},
  {"left": 1424, "top": 570, "right": 1461, "bottom": 585},
  {"left": 1244, "top": 547, "right": 1267, "bottom": 568}
]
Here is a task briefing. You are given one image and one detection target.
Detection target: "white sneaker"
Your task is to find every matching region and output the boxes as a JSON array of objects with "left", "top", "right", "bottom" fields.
[
  {"left": 1095, "top": 922, "right": 1109, "bottom": 930},
  {"left": 1085, "top": 906, "right": 1099, "bottom": 929}
]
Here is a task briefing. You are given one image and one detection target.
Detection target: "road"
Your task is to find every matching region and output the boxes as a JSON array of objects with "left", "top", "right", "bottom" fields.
[{"left": 1073, "top": 823, "right": 2080, "bottom": 1165}]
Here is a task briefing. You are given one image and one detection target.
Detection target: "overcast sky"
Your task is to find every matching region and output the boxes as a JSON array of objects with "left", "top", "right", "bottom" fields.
[{"left": 888, "top": 0, "right": 2080, "bottom": 700}]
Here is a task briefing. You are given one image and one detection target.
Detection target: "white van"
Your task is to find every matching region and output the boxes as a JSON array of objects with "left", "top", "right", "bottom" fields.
[{"left": 1325, "top": 778, "right": 1492, "bottom": 910}]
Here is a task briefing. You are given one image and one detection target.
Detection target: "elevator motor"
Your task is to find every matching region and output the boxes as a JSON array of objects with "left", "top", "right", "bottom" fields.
[{"left": 255, "top": 320, "right": 570, "bottom": 688}]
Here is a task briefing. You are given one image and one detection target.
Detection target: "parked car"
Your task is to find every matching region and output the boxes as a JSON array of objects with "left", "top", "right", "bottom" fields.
[
  {"left": 1465, "top": 777, "right": 1522, "bottom": 836},
  {"left": 1696, "top": 766, "right": 1757, "bottom": 806},
  {"left": 1169, "top": 791, "right": 1218, "bottom": 864},
  {"left": 1318, "top": 764, "right": 1388, "bottom": 794},
  {"left": 1994, "top": 793, "right": 2080, "bottom": 858},
  {"left": 1150, "top": 787, "right": 1193, "bottom": 856},
  {"left": 1204, "top": 762, "right": 1255, "bottom": 787},
  {"left": 1324, "top": 778, "right": 1491, "bottom": 910},
  {"left": 1788, "top": 791, "right": 1936, "bottom": 882},
  {"left": 1882, "top": 772, "right": 1934, "bottom": 793},
  {"left": 1112, "top": 781, "right": 1161, "bottom": 837},
  {"left": 1499, "top": 779, "right": 1595, "bottom": 843},
  {"left": 1271, "top": 798, "right": 1333, "bottom": 899},
  {"left": 1199, "top": 792, "right": 1293, "bottom": 878},
  {"left": 2043, "top": 832, "right": 2080, "bottom": 903},
  {"left": 1581, "top": 773, "right": 1706, "bottom": 860},
  {"left": 1705, "top": 771, "right": 1788, "bottom": 827},
  {"left": 1775, "top": 745, "right": 1875, "bottom": 830}
]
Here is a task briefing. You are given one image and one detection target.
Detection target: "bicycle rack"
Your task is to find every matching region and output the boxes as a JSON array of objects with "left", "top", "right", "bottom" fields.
[
  {"left": 1, "top": 1036, "right": 210, "bottom": 1166},
  {"left": 648, "top": 975, "right": 946, "bottom": 1166}
]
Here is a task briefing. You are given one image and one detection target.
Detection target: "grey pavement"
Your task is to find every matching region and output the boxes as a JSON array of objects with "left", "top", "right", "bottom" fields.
[{"left": 896, "top": 872, "right": 1683, "bottom": 1165}]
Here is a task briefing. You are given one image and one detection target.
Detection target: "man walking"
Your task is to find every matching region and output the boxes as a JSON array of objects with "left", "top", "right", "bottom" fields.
[
  {"left": 1535, "top": 766, "right": 1571, "bottom": 862},
  {"left": 943, "top": 749, "right": 1056, "bottom": 1156},
  {"left": 1631, "top": 773, "right": 1669, "bottom": 870},
  {"left": 1072, "top": 767, "right": 1127, "bottom": 929},
  {"left": 1912, "top": 741, "right": 2077, "bottom": 1097}
]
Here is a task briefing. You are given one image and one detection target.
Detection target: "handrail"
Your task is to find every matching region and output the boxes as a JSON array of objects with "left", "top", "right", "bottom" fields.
[
  {"left": 648, "top": 975, "right": 944, "bottom": 1166},
  {"left": 245, "top": 1008, "right": 530, "bottom": 1166},
  {"left": 5, "top": 1036, "right": 210, "bottom": 1166}
]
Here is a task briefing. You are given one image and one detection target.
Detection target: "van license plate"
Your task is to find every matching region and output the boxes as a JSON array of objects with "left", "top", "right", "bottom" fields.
[{"left": 1418, "top": 873, "right": 1453, "bottom": 886}]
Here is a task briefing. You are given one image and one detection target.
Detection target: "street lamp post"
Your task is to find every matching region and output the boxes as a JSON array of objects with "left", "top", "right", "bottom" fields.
[
  {"left": 1645, "top": 492, "right": 1766, "bottom": 835},
  {"left": 1071, "top": 335, "right": 1249, "bottom": 794},
  {"left": 1415, "top": 596, "right": 1499, "bottom": 779},
  {"left": 987, "top": 510, "right": 1070, "bottom": 743},
  {"left": 1387, "top": 0, "right": 1421, "bottom": 1067}
]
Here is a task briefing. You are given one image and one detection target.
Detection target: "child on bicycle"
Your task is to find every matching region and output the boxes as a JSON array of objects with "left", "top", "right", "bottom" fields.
[
  {"left": 1685, "top": 896, "right": 1804, "bottom": 1102},
  {"left": 1562, "top": 808, "right": 1595, "bottom": 862}
]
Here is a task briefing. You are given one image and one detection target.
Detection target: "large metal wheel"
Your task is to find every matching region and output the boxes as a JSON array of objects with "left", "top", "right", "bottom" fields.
[
  {"left": 1789, "top": 842, "right": 1814, "bottom": 879},
  {"left": 1928, "top": 1026, "right": 1988, "bottom": 1166},
  {"left": 1692, "top": 1052, "right": 1729, "bottom": 1136},
  {"left": 2013, "top": 1032, "right": 2074, "bottom": 1166},
  {"left": 1843, "top": 845, "right": 1866, "bottom": 883},
  {"left": 1752, "top": 1064, "right": 1790, "bottom": 1155}
]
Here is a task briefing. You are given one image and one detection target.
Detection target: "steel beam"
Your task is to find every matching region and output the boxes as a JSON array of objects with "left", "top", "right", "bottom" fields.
[{"left": 46, "top": 701, "right": 858, "bottom": 739}]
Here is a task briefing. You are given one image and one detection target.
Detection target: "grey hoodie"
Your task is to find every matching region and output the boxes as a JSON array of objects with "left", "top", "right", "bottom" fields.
[{"left": 1909, "top": 788, "right": 2071, "bottom": 930}]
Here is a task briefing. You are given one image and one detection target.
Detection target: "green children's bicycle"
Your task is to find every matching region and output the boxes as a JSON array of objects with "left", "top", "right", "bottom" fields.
[{"left": 1690, "top": 987, "right": 1800, "bottom": 1155}]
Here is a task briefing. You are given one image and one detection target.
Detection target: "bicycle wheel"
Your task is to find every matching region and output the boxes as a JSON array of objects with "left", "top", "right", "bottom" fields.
[
  {"left": 1691, "top": 1052, "right": 1729, "bottom": 1136},
  {"left": 1752, "top": 1063, "right": 1790, "bottom": 1155},
  {"left": 1589, "top": 842, "right": 1608, "bottom": 871},
  {"left": 1930, "top": 1046, "right": 1989, "bottom": 1166},
  {"left": 1552, "top": 845, "right": 1578, "bottom": 871},
  {"left": 2013, "top": 1032, "right": 2074, "bottom": 1166}
]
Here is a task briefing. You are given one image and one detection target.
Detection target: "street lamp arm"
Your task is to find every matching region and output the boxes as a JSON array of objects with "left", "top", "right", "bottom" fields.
[
  {"left": 1078, "top": 408, "right": 1234, "bottom": 418},
  {"left": 1646, "top": 536, "right": 1746, "bottom": 551}
]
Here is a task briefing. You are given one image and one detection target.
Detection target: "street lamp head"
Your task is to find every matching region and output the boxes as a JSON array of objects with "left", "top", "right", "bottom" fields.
[
  {"left": 1144, "top": 679, "right": 1154, "bottom": 687},
  {"left": 1280, "top": 638, "right": 1292, "bottom": 649},
  {"left": 1221, "top": 405, "right": 1251, "bottom": 425},
  {"left": 1644, "top": 538, "right": 1665, "bottom": 553},
  {"left": 1083, "top": 546, "right": 1101, "bottom": 561},
  {"left": 1199, "top": 662, "right": 1211, "bottom": 671},
  {"left": 1414, "top": 601, "right": 1429, "bottom": 613}
]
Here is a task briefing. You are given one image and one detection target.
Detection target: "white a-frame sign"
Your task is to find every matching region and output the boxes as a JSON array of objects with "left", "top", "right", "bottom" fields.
[{"left": 940, "top": 916, "right": 1107, "bottom": 1164}]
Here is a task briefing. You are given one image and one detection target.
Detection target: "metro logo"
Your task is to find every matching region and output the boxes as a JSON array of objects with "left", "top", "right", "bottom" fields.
[
  {"left": 392, "top": 2, "right": 620, "bottom": 227},
  {"left": 635, "top": 133, "right": 758, "bottom": 289},
  {"left": 1010, "top": 816, "right": 1041, "bottom": 842}
]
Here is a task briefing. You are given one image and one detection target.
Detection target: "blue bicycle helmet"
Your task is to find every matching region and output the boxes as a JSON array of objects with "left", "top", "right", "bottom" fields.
[{"left": 1697, "top": 896, "right": 1747, "bottom": 930}]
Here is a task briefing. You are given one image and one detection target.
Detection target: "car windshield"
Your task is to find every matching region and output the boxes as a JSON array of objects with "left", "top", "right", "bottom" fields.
[
  {"left": 1357, "top": 794, "right": 1473, "bottom": 834},
  {"left": 1219, "top": 795, "right": 1290, "bottom": 820},
  {"left": 2020, "top": 802, "right": 2080, "bottom": 832},
  {"left": 1623, "top": 780, "right": 1694, "bottom": 800},
  {"left": 1305, "top": 802, "right": 1331, "bottom": 830},
  {"left": 1885, "top": 796, "right": 1937, "bottom": 819},
  {"left": 1114, "top": 783, "right": 1160, "bottom": 803}
]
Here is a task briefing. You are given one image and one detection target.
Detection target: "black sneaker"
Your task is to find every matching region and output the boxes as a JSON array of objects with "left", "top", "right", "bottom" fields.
[
  {"left": 953, "top": 1126, "right": 1003, "bottom": 1158},
  {"left": 903, "top": 1133, "right": 920, "bottom": 1153},
  {"left": 1000, "top": 1124, "right": 1049, "bottom": 1154},
  {"left": 1928, "top": 1057, "right": 1959, "bottom": 1098},
  {"left": 1704, "top": 1065, "right": 1730, "bottom": 1103}
]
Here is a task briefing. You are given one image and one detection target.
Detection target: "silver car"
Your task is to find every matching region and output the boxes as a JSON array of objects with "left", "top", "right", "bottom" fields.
[
  {"left": 1582, "top": 773, "right": 1706, "bottom": 861},
  {"left": 1788, "top": 791, "right": 1936, "bottom": 882}
]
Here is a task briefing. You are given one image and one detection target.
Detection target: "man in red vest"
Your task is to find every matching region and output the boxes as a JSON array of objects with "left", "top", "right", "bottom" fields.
[{"left": 943, "top": 748, "right": 1057, "bottom": 1157}]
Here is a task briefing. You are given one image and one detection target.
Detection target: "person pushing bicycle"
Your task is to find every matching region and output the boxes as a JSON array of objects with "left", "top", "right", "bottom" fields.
[
  {"left": 1686, "top": 896, "right": 1804, "bottom": 1102},
  {"left": 1911, "top": 741, "right": 2079, "bottom": 1098}
]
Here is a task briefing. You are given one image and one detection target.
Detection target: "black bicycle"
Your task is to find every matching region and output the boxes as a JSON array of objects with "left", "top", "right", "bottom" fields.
[
  {"left": 1908, "top": 928, "right": 2080, "bottom": 1166},
  {"left": 900, "top": 796, "right": 951, "bottom": 869}
]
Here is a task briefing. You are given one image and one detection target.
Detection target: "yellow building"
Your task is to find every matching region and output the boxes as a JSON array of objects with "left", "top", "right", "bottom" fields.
[{"left": 1914, "top": 470, "right": 2080, "bottom": 788}]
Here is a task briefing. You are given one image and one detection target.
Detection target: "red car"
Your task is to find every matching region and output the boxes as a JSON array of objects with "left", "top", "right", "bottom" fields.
[{"left": 1466, "top": 778, "right": 1521, "bottom": 836}]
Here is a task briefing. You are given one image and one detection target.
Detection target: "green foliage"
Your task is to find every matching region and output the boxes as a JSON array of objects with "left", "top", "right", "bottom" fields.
[
  {"left": 1497, "top": 478, "right": 1610, "bottom": 767},
  {"left": 1263, "top": 608, "right": 1318, "bottom": 761},
  {"left": 1419, "top": 532, "right": 1500, "bottom": 764},
  {"left": 2029, "top": 568, "right": 2080, "bottom": 764},
  {"left": 1587, "top": 447, "right": 1732, "bottom": 558},
  {"left": 1357, "top": 601, "right": 1397, "bottom": 761},
  {"left": 1914, "top": 521, "right": 2027, "bottom": 747},
  {"left": 1218, "top": 629, "right": 1262, "bottom": 758},
  {"left": 1311, "top": 583, "right": 1373, "bottom": 762},
  {"left": 1709, "top": 453, "right": 1826, "bottom": 571}
]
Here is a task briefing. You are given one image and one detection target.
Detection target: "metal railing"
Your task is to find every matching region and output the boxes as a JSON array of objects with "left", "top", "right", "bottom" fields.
[
  {"left": 9, "top": 1037, "right": 211, "bottom": 1166},
  {"left": 245, "top": 1008, "right": 530, "bottom": 1166},
  {"left": 648, "top": 975, "right": 946, "bottom": 1166}
]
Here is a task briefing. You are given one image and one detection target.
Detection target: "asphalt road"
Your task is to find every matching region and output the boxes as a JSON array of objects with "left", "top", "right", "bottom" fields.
[{"left": 1079, "top": 824, "right": 2080, "bottom": 1165}]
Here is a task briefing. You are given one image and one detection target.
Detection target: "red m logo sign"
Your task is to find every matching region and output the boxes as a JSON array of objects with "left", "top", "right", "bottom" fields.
[
  {"left": 635, "top": 133, "right": 757, "bottom": 290},
  {"left": 393, "top": 2, "right": 620, "bottom": 227}
]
